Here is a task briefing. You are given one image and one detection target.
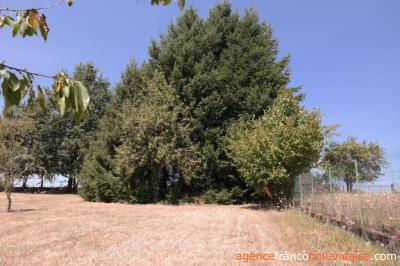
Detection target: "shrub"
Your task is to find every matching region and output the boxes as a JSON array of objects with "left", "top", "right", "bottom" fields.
[
  {"left": 165, "top": 188, "right": 180, "bottom": 205},
  {"left": 201, "top": 187, "right": 245, "bottom": 204},
  {"left": 226, "top": 91, "right": 325, "bottom": 206},
  {"left": 229, "top": 186, "right": 244, "bottom": 204},
  {"left": 181, "top": 195, "right": 201, "bottom": 204},
  {"left": 202, "top": 189, "right": 217, "bottom": 204},
  {"left": 215, "top": 189, "right": 232, "bottom": 204},
  {"left": 79, "top": 175, "right": 126, "bottom": 203}
]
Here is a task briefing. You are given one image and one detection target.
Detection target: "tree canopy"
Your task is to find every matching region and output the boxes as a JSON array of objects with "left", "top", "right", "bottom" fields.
[
  {"left": 226, "top": 91, "right": 325, "bottom": 205},
  {"left": 0, "top": 116, "right": 35, "bottom": 211},
  {"left": 322, "top": 137, "right": 386, "bottom": 191}
]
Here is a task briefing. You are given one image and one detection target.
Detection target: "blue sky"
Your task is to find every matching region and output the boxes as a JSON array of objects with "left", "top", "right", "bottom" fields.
[{"left": 1, "top": 0, "right": 399, "bottom": 150}]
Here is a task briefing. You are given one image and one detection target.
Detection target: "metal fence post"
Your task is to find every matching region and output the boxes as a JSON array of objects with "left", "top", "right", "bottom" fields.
[
  {"left": 354, "top": 160, "right": 364, "bottom": 227},
  {"left": 328, "top": 165, "right": 335, "bottom": 218},
  {"left": 311, "top": 173, "right": 315, "bottom": 214},
  {"left": 299, "top": 175, "right": 303, "bottom": 209}
]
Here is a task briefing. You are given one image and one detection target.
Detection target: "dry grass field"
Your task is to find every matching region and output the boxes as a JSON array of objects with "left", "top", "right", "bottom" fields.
[
  {"left": 302, "top": 192, "right": 400, "bottom": 235},
  {"left": 0, "top": 194, "right": 391, "bottom": 265}
]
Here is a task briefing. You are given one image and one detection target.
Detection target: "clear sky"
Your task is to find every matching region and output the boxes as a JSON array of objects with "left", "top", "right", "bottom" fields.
[{"left": 1, "top": 0, "right": 399, "bottom": 150}]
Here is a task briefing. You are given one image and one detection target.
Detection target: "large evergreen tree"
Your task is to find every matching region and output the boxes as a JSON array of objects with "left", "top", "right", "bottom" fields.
[
  {"left": 79, "top": 61, "right": 149, "bottom": 201},
  {"left": 148, "top": 3, "right": 291, "bottom": 192}
]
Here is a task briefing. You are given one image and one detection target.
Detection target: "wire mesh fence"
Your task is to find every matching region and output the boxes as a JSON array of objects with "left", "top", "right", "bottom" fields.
[
  {"left": 13, "top": 175, "right": 69, "bottom": 188},
  {"left": 293, "top": 151, "right": 400, "bottom": 236}
]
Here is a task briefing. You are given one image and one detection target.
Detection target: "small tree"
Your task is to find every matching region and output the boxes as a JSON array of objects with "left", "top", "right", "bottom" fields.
[
  {"left": 322, "top": 137, "right": 386, "bottom": 192},
  {"left": 0, "top": 117, "right": 34, "bottom": 212},
  {"left": 226, "top": 91, "right": 325, "bottom": 206}
]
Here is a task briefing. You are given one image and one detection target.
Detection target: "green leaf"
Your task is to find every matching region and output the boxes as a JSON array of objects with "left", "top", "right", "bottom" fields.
[
  {"left": 12, "top": 21, "right": 21, "bottom": 37},
  {"left": 67, "top": 0, "right": 74, "bottom": 7},
  {"left": 73, "top": 84, "right": 80, "bottom": 110},
  {"left": 66, "top": 83, "right": 76, "bottom": 110},
  {"left": 0, "top": 66, "right": 9, "bottom": 78},
  {"left": 37, "top": 85, "right": 45, "bottom": 109},
  {"left": 161, "top": 0, "right": 172, "bottom": 5},
  {"left": 28, "top": 88, "right": 35, "bottom": 103},
  {"left": 4, "top": 16, "right": 14, "bottom": 26},
  {"left": 2, "top": 78, "right": 22, "bottom": 114},
  {"left": 39, "top": 14, "right": 49, "bottom": 41},
  {"left": 52, "top": 74, "right": 90, "bottom": 120},
  {"left": 62, "top": 85, "right": 70, "bottom": 98},
  {"left": 8, "top": 73, "right": 21, "bottom": 91},
  {"left": 22, "top": 24, "right": 36, "bottom": 37},
  {"left": 150, "top": 0, "right": 184, "bottom": 9},
  {"left": 58, "top": 95, "right": 66, "bottom": 116},
  {"left": 0, "top": 16, "right": 6, "bottom": 28},
  {"left": 76, "top": 81, "right": 90, "bottom": 112},
  {"left": 68, "top": 81, "right": 90, "bottom": 121},
  {"left": 19, "top": 76, "right": 30, "bottom": 93}
]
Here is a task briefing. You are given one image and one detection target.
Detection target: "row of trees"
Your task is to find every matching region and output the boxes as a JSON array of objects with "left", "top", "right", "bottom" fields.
[
  {"left": 1, "top": 2, "right": 386, "bottom": 211},
  {"left": 78, "top": 0, "right": 386, "bottom": 203},
  {"left": 79, "top": 3, "right": 298, "bottom": 204}
]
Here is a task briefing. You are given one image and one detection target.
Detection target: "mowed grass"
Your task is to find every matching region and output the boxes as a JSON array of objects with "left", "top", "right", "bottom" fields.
[
  {"left": 302, "top": 192, "right": 400, "bottom": 235},
  {"left": 0, "top": 194, "right": 390, "bottom": 266}
]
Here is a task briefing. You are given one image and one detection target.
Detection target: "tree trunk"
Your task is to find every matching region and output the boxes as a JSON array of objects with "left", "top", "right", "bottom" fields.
[
  {"left": 263, "top": 182, "right": 272, "bottom": 199},
  {"left": 40, "top": 176, "right": 44, "bottom": 190},
  {"left": 68, "top": 176, "right": 73, "bottom": 192},
  {"left": 72, "top": 177, "right": 77, "bottom": 193},
  {"left": 68, "top": 176, "right": 77, "bottom": 193},
  {"left": 346, "top": 180, "right": 353, "bottom": 192},
  {"left": 155, "top": 164, "right": 164, "bottom": 202},
  {"left": 4, "top": 173, "right": 13, "bottom": 212},
  {"left": 5, "top": 184, "right": 12, "bottom": 212},
  {"left": 22, "top": 177, "right": 27, "bottom": 190}
]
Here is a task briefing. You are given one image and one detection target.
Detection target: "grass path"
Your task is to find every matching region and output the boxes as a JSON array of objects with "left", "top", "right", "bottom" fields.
[{"left": 0, "top": 194, "right": 392, "bottom": 265}]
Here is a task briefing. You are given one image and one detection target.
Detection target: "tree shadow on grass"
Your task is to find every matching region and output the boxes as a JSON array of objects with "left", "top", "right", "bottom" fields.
[
  {"left": 9, "top": 208, "right": 44, "bottom": 213},
  {"left": 241, "top": 203, "right": 290, "bottom": 212},
  {"left": 241, "top": 204, "right": 274, "bottom": 211}
]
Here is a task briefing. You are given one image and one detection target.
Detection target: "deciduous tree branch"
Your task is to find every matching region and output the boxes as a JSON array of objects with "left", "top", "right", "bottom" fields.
[
  {"left": 1, "top": 62, "right": 56, "bottom": 79},
  {"left": 0, "top": 0, "right": 66, "bottom": 13}
]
